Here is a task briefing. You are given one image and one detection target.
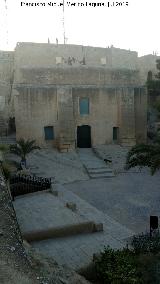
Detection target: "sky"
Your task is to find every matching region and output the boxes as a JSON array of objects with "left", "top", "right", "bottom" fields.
[{"left": 0, "top": 0, "right": 159, "bottom": 56}]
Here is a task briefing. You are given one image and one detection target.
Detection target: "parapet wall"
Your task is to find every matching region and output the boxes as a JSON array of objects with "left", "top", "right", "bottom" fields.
[
  {"left": 13, "top": 42, "right": 138, "bottom": 83},
  {"left": 16, "top": 67, "right": 141, "bottom": 87},
  {"left": 14, "top": 42, "right": 159, "bottom": 86},
  {"left": 111, "top": 47, "right": 138, "bottom": 69}
]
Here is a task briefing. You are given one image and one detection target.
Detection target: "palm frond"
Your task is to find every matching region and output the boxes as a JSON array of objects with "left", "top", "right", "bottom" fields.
[
  {"left": 126, "top": 142, "right": 160, "bottom": 175},
  {"left": 10, "top": 138, "right": 40, "bottom": 160},
  {"left": 10, "top": 144, "right": 23, "bottom": 157},
  {"left": 150, "top": 154, "right": 160, "bottom": 175}
]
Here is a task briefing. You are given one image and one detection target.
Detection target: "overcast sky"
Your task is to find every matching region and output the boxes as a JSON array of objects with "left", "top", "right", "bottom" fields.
[{"left": 0, "top": 0, "right": 159, "bottom": 56}]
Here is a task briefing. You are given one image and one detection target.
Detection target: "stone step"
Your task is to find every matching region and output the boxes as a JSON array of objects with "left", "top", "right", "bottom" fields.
[
  {"left": 89, "top": 170, "right": 114, "bottom": 175},
  {"left": 87, "top": 167, "right": 113, "bottom": 173},
  {"left": 86, "top": 166, "right": 115, "bottom": 178},
  {"left": 89, "top": 172, "right": 115, "bottom": 178},
  {"left": 0, "top": 137, "right": 16, "bottom": 140},
  {"left": 83, "top": 163, "right": 107, "bottom": 168},
  {"left": 0, "top": 137, "right": 16, "bottom": 144},
  {"left": 0, "top": 131, "right": 8, "bottom": 136}
]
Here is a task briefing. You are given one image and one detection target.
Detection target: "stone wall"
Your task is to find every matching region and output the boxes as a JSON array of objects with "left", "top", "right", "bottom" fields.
[
  {"left": 15, "top": 87, "right": 58, "bottom": 147},
  {"left": 0, "top": 42, "right": 151, "bottom": 147},
  {"left": 111, "top": 47, "right": 138, "bottom": 70},
  {"left": 16, "top": 66, "right": 141, "bottom": 86},
  {"left": 73, "top": 87, "right": 119, "bottom": 146},
  {"left": 134, "top": 88, "right": 147, "bottom": 143},
  {"left": 13, "top": 42, "right": 160, "bottom": 85},
  {"left": 14, "top": 42, "right": 137, "bottom": 68},
  {"left": 0, "top": 51, "right": 14, "bottom": 135},
  {"left": 15, "top": 83, "right": 147, "bottom": 148}
]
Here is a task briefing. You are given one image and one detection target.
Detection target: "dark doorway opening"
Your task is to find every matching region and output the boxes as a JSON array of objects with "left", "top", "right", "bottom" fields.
[
  {"left": 113, "top": 127, "right": 119, "bottom": 142},
  {"left": 77, "top": 125, "right": 91, "bottom": 148},
  {"left": 8, "top": 117, "right": 16, "bottom": 134}
]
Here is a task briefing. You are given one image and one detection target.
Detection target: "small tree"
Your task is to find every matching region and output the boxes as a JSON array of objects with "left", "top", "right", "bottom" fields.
[
  {"left": 125, "top": 142, "right": 160, "bottom": 175},
  {"left": 10, "top": 138, "right": 40, "bottom": 168}
]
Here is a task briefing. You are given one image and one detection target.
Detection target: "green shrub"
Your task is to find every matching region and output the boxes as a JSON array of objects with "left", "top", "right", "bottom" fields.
[
  {"left": 135, "top": 253, "right": 160, "bottom": 284},
  {"left": 131, "top": 232, "right": 160, "bottom": 254},
  {"left": 1, "top": 159, "right": 19, "bottom": 180},
  {"left": 1, "top": 162, "right": 11, "bottom": 180},
  {"left": 130, "top": 233, "right": 160, "bottom": 283},
  {"left": 0, "top": 144, "right": 9, "bottom": 152},
  {"left": 93, "top": 246, "right": 141, "bottom": 284}
]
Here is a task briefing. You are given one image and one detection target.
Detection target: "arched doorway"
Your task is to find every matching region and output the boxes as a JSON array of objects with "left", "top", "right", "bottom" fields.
[{"left": 77, "top": 125, "right": 91, "bottom": 148}]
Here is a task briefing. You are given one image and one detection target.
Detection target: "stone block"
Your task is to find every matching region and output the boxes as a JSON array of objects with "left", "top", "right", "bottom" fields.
[{"left": 66, "top": 202, "right": 77, "bottom": 212}]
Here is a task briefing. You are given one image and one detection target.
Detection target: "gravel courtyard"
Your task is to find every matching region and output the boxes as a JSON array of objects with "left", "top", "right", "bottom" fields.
[{"left": 8, "top": 145, "right": 160, "bottom": 235}]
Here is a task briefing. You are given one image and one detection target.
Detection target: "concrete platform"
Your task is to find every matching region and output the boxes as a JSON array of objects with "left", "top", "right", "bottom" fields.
[
  {"left": 32, "top": 230, "right": 124, "bottom": 271},
  {"left": 13, "top": 182, "right": 134, "bottom": 271},
  {"left": 31, "top": 184, "right": 134, "bottom": 271},
  {"left": 13, "top": 191, "right": 97, "bottom": 242}
]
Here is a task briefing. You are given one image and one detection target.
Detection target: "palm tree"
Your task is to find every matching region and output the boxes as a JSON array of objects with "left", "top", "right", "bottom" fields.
[
  {"left": 125, "top": 142, "right": 160, "bottom": 175},
  {"left": 10, "top": 138, "right": 40, "bottom": 168}
]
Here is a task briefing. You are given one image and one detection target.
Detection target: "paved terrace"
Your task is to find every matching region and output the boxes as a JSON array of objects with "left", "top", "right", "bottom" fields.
[
  {"left": 14, "top": 184, "right": 134, "bottom": 271},
  {"left": 11, "top": 145, "right": 160, "bottom": 270}
]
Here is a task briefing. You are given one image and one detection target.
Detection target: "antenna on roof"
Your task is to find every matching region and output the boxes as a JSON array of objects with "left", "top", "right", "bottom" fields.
[
  {"left": 4, "top": 0, "right": 8, "bottom": 46},
  {"left": 62, "top": 0, "right": 66, "bottom": 44},
  {"left": 0, "top": 0, "right": 8, "bottom": 48}
]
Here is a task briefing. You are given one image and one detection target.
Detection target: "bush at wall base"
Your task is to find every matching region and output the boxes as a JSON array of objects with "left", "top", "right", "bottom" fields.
[
  {"left": 93, "top": 246, "right": 141, "bottom": 284},
  {"left": 93, "top": 233, "right": 160, "bottom": 284}
]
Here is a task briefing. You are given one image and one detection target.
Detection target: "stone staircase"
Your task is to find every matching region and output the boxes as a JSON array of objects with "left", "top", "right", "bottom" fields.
[
  {"left": 78, "top": 148, "right": 115, "bottom": 179},
  {"left": 86, "top": 166, "right": 115, "bottom": 179},
  {"left": 0, "top": 135, "right": 16, "bottom": 145}
]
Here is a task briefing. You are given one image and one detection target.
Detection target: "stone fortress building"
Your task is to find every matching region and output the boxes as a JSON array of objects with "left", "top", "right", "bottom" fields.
[{"left": 0, "top": 42, "right": 159, "bottom": 150}]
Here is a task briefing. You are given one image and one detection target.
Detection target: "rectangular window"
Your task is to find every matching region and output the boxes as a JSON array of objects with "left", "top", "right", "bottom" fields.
[
  {"left": 113, "top": 127, "right": 119, "bottom": 141},
  {"left": 44, "top": 126, "right": 54, "bottom": 140},
  {"left": 79, "top": 98, "right": 89, "bottom": 115}
]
